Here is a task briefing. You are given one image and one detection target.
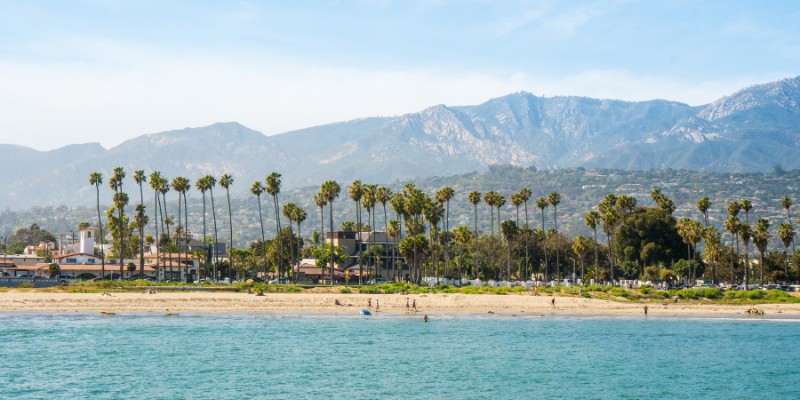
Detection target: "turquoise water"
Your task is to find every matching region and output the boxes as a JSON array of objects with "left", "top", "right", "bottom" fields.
[{"left": 1, "top": 313, "right": 798, "bottom": 399}]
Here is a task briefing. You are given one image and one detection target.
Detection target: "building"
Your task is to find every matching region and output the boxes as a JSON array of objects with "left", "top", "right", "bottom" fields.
[{"left": 324, "top": 231, "right": 403, "bottom": 280}]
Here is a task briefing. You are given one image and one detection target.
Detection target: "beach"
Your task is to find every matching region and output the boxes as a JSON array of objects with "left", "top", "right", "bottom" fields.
[{"left": 2, "top": 289, "right": 799, "bottom": 316}]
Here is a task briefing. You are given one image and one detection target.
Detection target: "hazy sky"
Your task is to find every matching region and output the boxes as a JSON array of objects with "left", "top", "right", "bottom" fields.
[{"left": 1, "top": 0, "right": 797, "bottom": 151}]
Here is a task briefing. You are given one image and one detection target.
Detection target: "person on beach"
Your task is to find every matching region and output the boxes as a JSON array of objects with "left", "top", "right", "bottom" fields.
[
  {"left": 673, "top": 295, "right": 679, "bottom": 304},
  {"left": 551, "top": 298, "right": 556, "bottom": 309},
  {"left": 644, "top": 305, "right": 648, "bottom": 317},
  {"left": 413, "top": 299, "right": 417, "bottom": 312},
  {"left": 368, "top": 297, "right": 372, "bottom": 310},
  {"left": 375, "top": 299, "right": 380, "bottom": 312},
  {"left": 406, "top": 297, "right": 410, "bottom": 312}
]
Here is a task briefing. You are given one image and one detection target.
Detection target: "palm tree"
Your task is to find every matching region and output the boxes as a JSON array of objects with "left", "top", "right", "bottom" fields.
[
  {"left": 204, "top": 175, "right": 219, "bottom": 280},
  {"left": 753, "top": 218, "right": 770, "bottom": 287},
  {"left": 484, "top": 191, "right": 497, "bottom": 237},
  {"left": 219, "top": 173, "right": 235, "bottom": 279},
  {"left": 724, "top": 216, "right": 740, "bottom": 283},
  {"left": 422, "top": 197, "right": 443, "bottom": 283},
  {"left": 89, "top": 172, "right": 106, "bottom": 279},
  {"left": 158, "top": 178, "right": 172, "bottom": 279},
  {"left": 781, "top": 196, "right": 795, "bottom": 256},
  {"left": 741, "top": 199, "right": 752, "bottom": 224},
  {"left": 452, "top": 225, "right": 473, "bottom": 280},
  {"left": 109, "top": 167, "right": 126, "bottom": 280},
  {"left": 313, "top": 192, "right": 328, "bottom": 280},
  {"left": 703, "top": 227, "right": 722, "bottom": 284},
  {"left": 548, "top": 192, "right": 562, "bottom": 280},
  {"left": 266, "top": 172, "right": 284, "bottom": 280},
  {"left": 348, "top": 180, "right": 364, "bottom": 259},
  {"left": 584, "top": 210, "right": 601, "bottom": 281},
  {"left": 133, "top": 204, "right": 148, "bottom": 279},
  {"left": 778, "top": 222, "right": 794, "bottom": 279},
  {"left": 283, "top": 203, "right": 298, "bottom": 282},
  {"left": 572, "top": 235, "right": 588, "bottom": 283},
  {"left": 697, "top": 197, "right": 711, "bottom": 228},
  {"left": 517, "top": 188, "right": 532, "bottom": 279},
  {"left": 739, "top": 223, "right": 752, "bottom": 290},
  {"left": 599, "top": 194, "right": 618, "bottom": 281},
  {"left": 493, "top": 193, "right": 506, "bottom": 243},
  {"left": 361, "top": 184, "right": 377, "bottom": 279},
  {"left": 536, "top": 197, "right": 548, "bottom": 232},
  {"left": 435, "top": 186, "right": 454, "bottom": 280},
  {"left": 511, "top": 194, "right": 522, "bottom": 227},
  {"left": 468, "top": 191, "right": 481, "bottom": 236},
  {"left": 386, "top": 219, "right": 401, "bottom": 281},
  {"left": 293, "top": 205, "right": 307, "bottom": 281},
  {"left": 171, "top": 177, "right": 189, "bottom": 279},
  {"left": 376, "top": 186, "right": 392, "bottom": 278},
  {"left": 500, "top": 220, "right": 518, "bottom": 280},
  {"left": 250, "top": 181, "right": 267, "bottom": 278},
  {"left": 133, "top": 170, "right": 147, "bottom": 278},
  {"left": 148, "top": 172, "right": 163, "bottom": 280},
  {"left": 321, "top": 180, "right": 341, "bottom": 285},
  {"left": 195, "top": 176, "right": 212, "bottom": 279}
]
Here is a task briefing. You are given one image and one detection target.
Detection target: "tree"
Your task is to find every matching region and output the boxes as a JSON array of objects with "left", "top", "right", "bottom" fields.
[
  {"left": 133, "top": 170, "right": 147, "bottom": 278},
  {"left": 613, "top": 207, "right": 683, "bottom": 278},
  {"left": 697, "top": 197, "right": 711, "bottom": 228},
  {"left": 778, "top": 222, "right": 794, "bottom": 279},
  {"left": 376, "top": 186, "right": 393, "bottom": 276},
  {"left": 89, "top": 172, "right": 106, "bottom": 280},
  {"left": 753, "top": 218, "right": 769, "bottom": 287},
  {"left": 313, "top": 192, "right": 328, "bottom": 277},
  {"left": 250, "top": 181, "right": 268, "bottom": 279},
  {"left": 435, "top": 186, "right": 454, "bottom": 282},
  {"left": 484, "top": 191, "right": 497, "bottom": 237},
  {"left": 781, "top": 196, "right": 795, "bottom": 256},
  {"left": 109, "top": 167, "right": 127, "bottom": 280},
  {"left": 452, "top": 225, "right": 474, "bottom": 280},
  {"left": 219, "top": 173, "right": 235, "bottom": 279},
  {"left": 493, "top": 193, "right": 506, "bottom": 242},
  {"left": 703, "top": 226, "right": 722, "bottom": 284},
  {"left": 572, "top": 235, "right": 589, "bottom": 283},
  {"left": 741, "top": 199, "right": 752, "bottom": 224},
  {"left": 320, "top": 180, "right": 341, "bottom": 285},
  {"left": 148, "top": 171, "right": 164, "bottom": 281},
  {"left": 547, "top": 192, "right": 562, "bottom": 279},
  {"left": 739, "top": 223, "right": 752, "bottom": 289},
  {"left": 48, "top": 263, "right": 60, "bottom": 278},
  {"left": 195, "top": 176, "right": 211, "bottom": 279},
  {"left": 348, "top": 180, "right": 364, "bottom": 276},
  {"left": 171, "top": 176, "right": 190, "bottom": 279},
  {"left": 387, "top": 219, "right": 401, "bottom": 281},
  {"left": 266, "top": 172, "right": 284, "bottom": 279},
  {"left": 468, "top": 191, "right": 481, "bottom": 236},
  {"left": 584, "top": 210, "right": 601, "bottom": 281},
  {"left": 205, "top": 175, "right": 220, "bottom": 280},
  {"left": 500, "top": 220, "right": 518, "bottom": 280},
  {"left": 517, "top": 188, "right": 532, "bottom": 278},
  {"left": 724, "top": 216, "right": 741, "bottom": 283}
]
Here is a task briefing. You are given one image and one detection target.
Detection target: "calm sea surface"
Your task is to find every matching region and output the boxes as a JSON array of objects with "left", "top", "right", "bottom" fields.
[{"left": 1, "top": 312, "right": 798, "bottom": 399}]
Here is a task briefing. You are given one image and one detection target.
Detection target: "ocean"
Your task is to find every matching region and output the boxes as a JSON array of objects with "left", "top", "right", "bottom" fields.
[{"left": 1, "top": 312, "right": 798, "bottom": 399}]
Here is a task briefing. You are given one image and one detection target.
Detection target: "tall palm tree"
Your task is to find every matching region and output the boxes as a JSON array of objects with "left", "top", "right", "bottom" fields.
[
  {"left": 89, "top": 172, "right": 106, "bottom": 279},
  {"left": 348, "top": 180, "right": 364, "bottom": 252},
  {"left": 171, "top": 177, "right": 190, "bottom": 279},
  {"left": 376, "top": 186, "right": 392, "bottom": 277},
  {"left": 148, "top": 172, "right": 163, "bottom": 280},
  {"left": 282, "top": 203, "right": 298, "bottom": 282},
  {"left": 484, "top": 191, "right": 497, "bottom": 237},
  {"left": 386, "top": 219, "right": 401, "bottom": 281},
  {"left": 781, "top": 196, "right": 795, "bottom": 256},
  {"left": 741, "top": 199, "right": 752, "bottom": 224},
  {"left": 158, "top": 178, "right": 172, "bottom": 279},
  {"left": 511, "top": 194, "right": 522, "bottom": 228},
  {"left": 361, "top": 184, "right": 378, "bottom": 279},
  {"left": 133, "top": 170, "right": 147, "bottom": 278},
  {"left": 435, "top": 186, "right": 454, "bottom": 279},
  {"left": 133, "top": 204, "right": 148, "bottom": 279},
  {"left": 739, "top": 223, "right": 752, "bottom": 290},
  {"left": 703, "top": 226, "right": 722, "bottom": 284},
  {"left": 778, "top": 222, "right": 794, "bottom": 279},
  {"left": 548, "top": 192, "right": 562, "bottom": 280},
  {"left": 584, "top": 210, "right": 601, "bottom": 281},
  {"left": 697, "top": 197, "right": 711, "bottom": 228},
  {"left": 724, "top": 216, "right": 740, "bottom": 283},
  {"left": 535, "top": 197, "right": 548, "bottom": 231},
  {"left": 266, "top": 172, "right": 284, "bottom": 280},
  {"left": 219, "top": 174, "right": 235, "bottom": 279},
  {"left": 109, "top": 167, "right": 126, "bottom": 280},
  {"left": 452, "top": 225, "right": 473, "bottom": 280},
  {"left": 250, "top": 181, "right": 268, "bottom": 279},
  {"left": 313, "top": 192, "right": 328, "bottom": 280},
  {"left": 753, "top": 218, "right": 769, "bottom": 287},
  {"left": 292, "top": 205, "right": 307, "bottom": 282},
  {"left": 468, "top": 191, "right": 481, "bottom": 236},
  {"left": 517, "top": 188, "right": 532, "bottom": 279},
  {"left": 493, "top": 193, "right": 506, "bottom": 242},
  {"left": 599, "top": 193, "right": 618, "bottom": 281},
  {"left": 500, "top": 220, "right": 518, "bottom": 280},
  {"left": 321, "top": 180, "right": 341, "bottom": 285},
  {"left": 204, "top": 175, "right": 219, "bottom": 280},
  {"left": 572, "top": 235, "right": 588, "bottom": 283}
]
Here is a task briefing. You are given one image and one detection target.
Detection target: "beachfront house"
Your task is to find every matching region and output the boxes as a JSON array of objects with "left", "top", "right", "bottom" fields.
[{"left": 325, "top": 231, "right": 403, "bottom": 280}]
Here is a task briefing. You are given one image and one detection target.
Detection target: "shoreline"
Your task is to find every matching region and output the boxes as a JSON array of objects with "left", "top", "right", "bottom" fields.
[{"left": 2, "top": 290, "right": 799, "bottom": 317}]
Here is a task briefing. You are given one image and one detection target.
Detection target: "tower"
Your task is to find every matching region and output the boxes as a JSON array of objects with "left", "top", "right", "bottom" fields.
[{"left": 79, "top": 227, "right": 96, "bottom": 255}]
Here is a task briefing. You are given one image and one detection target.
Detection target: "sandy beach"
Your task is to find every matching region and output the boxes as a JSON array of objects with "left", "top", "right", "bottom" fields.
[{"left": 2, "top": 289, "right": 799, "bottom": 316}]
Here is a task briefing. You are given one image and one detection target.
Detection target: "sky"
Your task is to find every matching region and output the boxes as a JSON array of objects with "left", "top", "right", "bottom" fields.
[{"left": 0, "top": 0, "right": 798, "bottom": 151}]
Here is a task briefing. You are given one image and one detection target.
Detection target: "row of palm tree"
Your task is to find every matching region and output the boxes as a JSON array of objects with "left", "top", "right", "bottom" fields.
[{"left": 89, "top": 167, "right": 800, "bottom": 286}]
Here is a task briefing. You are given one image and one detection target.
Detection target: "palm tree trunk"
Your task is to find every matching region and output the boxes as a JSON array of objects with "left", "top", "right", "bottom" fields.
[
  {"left": 257, "top": 197, "right": 267, "bottom": 280},
  {"left": 329, "top": 201, "right": 335, "bottom": 286},
  {"left": 225, "top": 188, "right": 234, "bottom": 280},
  {"left": 210, "top": 188, "right": 219, "bottom": 281}
]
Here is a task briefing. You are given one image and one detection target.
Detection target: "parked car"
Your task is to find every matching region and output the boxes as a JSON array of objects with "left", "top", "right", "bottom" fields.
[
  {"left": 368, "top": 278, "right": 389, "bottom": 285},
  {"left": 268, "top": 278, "right": 288, "bottom": 284}
]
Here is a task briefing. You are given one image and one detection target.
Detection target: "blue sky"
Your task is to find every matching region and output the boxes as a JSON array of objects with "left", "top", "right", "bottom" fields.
[{"left": 0, "top": 0, "right": 798, "bottom": 151}]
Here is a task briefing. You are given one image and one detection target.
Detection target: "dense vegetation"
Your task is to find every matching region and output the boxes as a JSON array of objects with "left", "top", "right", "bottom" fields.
[{"left": 2, "top": 166, "right": 800, "bottom": 285}]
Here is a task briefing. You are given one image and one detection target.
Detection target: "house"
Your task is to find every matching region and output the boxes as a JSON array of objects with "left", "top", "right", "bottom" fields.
[{"left": 324, "top": 231, "right": 403, "bottom": 280}]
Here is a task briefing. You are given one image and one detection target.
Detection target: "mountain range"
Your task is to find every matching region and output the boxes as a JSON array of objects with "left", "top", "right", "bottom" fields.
[{"left": 2, "top": 75, "right": 799, "bottom": 209}]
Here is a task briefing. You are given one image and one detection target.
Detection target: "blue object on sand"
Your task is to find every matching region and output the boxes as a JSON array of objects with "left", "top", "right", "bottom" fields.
[{"left": 359, "top": 309, "right": 372, "bottom": 316}]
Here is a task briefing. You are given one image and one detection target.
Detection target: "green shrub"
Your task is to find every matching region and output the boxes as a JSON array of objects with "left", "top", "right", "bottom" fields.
[{"left": 339, "top": 286, "right": 352, "bottom": 294}]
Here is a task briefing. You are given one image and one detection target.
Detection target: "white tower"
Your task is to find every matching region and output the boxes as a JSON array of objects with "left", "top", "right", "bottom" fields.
[{"left": 79, "top": 227, "right": 96, "bottom": 255}]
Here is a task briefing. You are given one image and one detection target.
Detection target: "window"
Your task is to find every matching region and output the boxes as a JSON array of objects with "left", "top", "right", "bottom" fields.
[
  {"left": 66, "top": 258, "right": 77, "bottom": 264},
  {"left": 87, "top": 231, "right": 92, "bottom": 238},
  {"left": 87, "top": 258, "right": 95, "bottom": 264}
]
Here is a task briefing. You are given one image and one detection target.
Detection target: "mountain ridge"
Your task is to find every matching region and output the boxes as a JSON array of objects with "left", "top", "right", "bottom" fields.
[{"left": 2, "top": 75, "right": 799, "bottom": 209}]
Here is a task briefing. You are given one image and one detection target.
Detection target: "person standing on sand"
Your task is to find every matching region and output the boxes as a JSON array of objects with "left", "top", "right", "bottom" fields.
[
  {"left": 551, "top": 298, "right": 556, "bottom": 309},
  {"left": 644, "top": 305, "right": 648, "bottom": 317},
  {"left": 406, "top": 297, "right": 410, "bottom": 312},
  {"left": 413, "top": 299, "right": 417, "bottom": 312},
  {"left": 376, "top": 299, "right": 380, "bottom": 312},
  {"left": 368, "top": 297, "right": 372, "bottom": 310}
]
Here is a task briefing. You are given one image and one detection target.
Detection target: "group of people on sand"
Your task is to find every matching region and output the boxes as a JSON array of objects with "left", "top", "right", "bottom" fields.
[{"left": 745, "top": 308, "right": 765, "bottom": 315}]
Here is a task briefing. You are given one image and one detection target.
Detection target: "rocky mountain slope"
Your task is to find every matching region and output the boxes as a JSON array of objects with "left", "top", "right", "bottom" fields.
[{"left": 2, "top": 76, "right": 798, "bottom": 209}]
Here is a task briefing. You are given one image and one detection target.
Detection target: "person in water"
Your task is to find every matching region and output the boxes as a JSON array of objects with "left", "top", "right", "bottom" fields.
[
  {"left": 423, "top": 315, "right": 428, "bottom": 322},
  {"left": 644, "top": 305, "right": 648, "bottom": 317}
]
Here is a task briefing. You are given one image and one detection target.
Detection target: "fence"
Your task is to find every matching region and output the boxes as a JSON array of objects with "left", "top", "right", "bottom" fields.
[{"left": 0, "top": 277, "right": 63, "bottom": 288}]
